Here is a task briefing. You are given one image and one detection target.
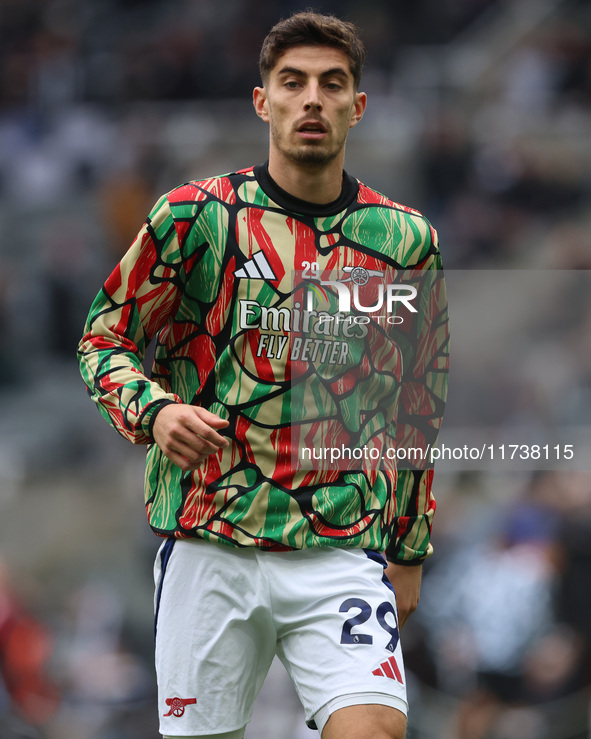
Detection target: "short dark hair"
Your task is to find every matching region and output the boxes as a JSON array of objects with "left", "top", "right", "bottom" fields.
[{"left": 259, "top": 11, "right": 366, "bottom": 90}]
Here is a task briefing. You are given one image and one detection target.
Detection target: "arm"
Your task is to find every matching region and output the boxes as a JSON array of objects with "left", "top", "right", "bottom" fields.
[
  {"left": 386, "top": 231, "right": 449, "bottom": 570},
  {"left": 78, "top": 194, "right": 187, "bottom": 444},
  {"left": 385, "top": 561, "right": 422, "bottom": 628}
]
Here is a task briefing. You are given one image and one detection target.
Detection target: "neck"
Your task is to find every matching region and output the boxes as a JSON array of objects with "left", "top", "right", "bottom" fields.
[{"left": 267, "top": 151, "right": 345, "bottom": 204}]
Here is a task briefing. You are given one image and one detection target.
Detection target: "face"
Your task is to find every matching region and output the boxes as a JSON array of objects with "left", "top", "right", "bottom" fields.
[{"left": 253, "top": 45, "right": 366, "bottom": 169}]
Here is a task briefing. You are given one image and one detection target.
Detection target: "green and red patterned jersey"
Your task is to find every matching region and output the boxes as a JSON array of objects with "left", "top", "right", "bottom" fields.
[{"left": 78, "top": 163, "right": 449, "bottom": 562}]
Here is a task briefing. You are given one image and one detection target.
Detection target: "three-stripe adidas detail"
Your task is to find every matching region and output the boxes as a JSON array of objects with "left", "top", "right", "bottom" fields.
[
  {"left": 234, "top": 251, "right": 277, "bottom": 280},
  {"left": 372, "top": 655, "right": 403, "bottom": 683}
]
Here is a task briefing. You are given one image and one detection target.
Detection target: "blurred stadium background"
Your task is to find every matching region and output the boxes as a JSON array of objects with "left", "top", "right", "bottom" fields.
[{"left": 1, "top": 0, "right": 591, "bottom": 737}]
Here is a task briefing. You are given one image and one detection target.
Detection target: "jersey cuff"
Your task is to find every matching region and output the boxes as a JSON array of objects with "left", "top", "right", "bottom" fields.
[{"left": 385, "top": 541, "right": 432, "bottom": 566}]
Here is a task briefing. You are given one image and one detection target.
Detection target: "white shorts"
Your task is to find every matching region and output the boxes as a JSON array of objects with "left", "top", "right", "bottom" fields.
[{"left": 154, "top": 539, "right": 407, "bottom": 737}]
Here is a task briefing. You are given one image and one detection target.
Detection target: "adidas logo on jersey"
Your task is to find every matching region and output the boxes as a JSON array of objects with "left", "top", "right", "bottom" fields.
[
  {"left": 372, "top": 655, "right": 403, "bottom": 683},
  {"left": 234, "top": 251, "right": 277, "bottom": 280}
]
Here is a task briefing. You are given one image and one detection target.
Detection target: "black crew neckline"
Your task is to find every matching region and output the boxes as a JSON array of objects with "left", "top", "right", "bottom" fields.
[{"left": 253, "top": 162, "right": 359, "bottom": 217}]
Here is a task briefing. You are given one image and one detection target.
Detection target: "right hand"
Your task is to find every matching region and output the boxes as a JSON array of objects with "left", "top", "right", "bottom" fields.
[{"left": 152, "top": 404, "right": 230, "bottom": 471}]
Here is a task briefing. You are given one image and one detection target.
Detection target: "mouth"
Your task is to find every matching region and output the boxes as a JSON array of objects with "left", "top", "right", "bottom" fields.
[{"left": 296, "top": 120, "right": 328, "bottom": 140}]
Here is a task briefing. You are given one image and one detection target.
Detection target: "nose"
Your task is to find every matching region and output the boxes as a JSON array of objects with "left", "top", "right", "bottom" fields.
[{"left": 303, "top": 81, "right": 322, "bottom": 110}]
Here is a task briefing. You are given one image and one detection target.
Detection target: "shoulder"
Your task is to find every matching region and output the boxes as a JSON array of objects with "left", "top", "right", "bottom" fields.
[
  {"left": 356, "top": 181, "right": 428, "bottom": 221},
  {"left": 165, "top": 168, "right": 256, "bottom": 210},
  {"left": 352, "top": 180, "right": 439, "bottom": 264}
]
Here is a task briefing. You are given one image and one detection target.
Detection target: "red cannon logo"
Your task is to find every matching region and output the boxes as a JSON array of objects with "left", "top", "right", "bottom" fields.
[{"left": 163, "top": 696, "right": 197, "bottom": 717}]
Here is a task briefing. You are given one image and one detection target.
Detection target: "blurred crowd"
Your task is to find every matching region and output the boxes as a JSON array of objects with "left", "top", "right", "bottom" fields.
[
  {"left": 1, "top": 0, "right": 590, "bottom": 737},
  {"left": 0, "top": 0, "right": 502, "bottom": 108},
  {"left": 406, "top": 468, "right": 591, "bottom": 739}
]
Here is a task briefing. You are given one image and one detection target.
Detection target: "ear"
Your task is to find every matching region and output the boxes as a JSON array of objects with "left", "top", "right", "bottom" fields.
[
  {"left": 349, "top": 91, "right": 367, "bottom": 129},
  {"left": 253, "top": 86, "right": 269, "bottom": 122}
]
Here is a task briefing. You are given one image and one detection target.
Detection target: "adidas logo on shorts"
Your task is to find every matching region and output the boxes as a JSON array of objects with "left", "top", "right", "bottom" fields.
[{"left": 372, "top": 655, "right": 403, "bottom": 683}]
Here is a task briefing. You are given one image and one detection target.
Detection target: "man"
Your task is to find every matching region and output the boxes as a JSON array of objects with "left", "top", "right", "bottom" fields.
[{"left": 78, "top": 11, "right": 449, "bottom": 739}]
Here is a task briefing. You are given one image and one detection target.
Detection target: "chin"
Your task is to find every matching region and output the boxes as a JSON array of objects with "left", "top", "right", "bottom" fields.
[{"left": 291, "top": 146, "right": 339, "bottom": 167}]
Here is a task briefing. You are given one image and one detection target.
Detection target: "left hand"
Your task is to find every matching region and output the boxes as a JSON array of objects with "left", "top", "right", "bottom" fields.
[{"left": 384, "top": 562, "right": 423, "bottom": 628}]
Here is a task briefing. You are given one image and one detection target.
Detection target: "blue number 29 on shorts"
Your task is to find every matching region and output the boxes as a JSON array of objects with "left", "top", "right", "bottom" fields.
[{"left": 339, "top": 598, "right": 400, "bottom": 652}]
